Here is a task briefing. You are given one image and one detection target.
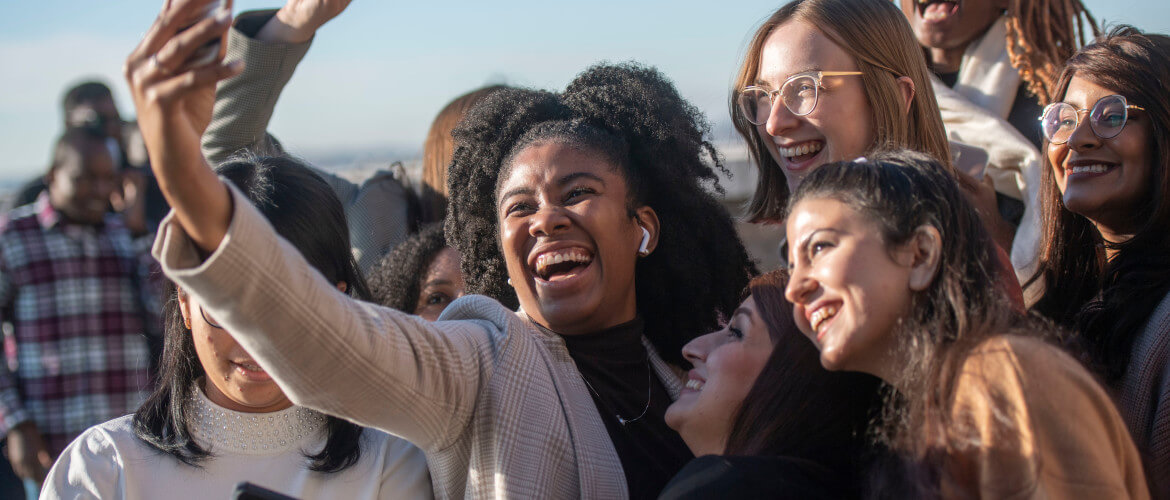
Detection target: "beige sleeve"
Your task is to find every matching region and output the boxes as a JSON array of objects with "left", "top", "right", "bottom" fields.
[
  {"left": 947, "top": 337, "right": 1149, "bottom": 500},
  {"left": 152, "top": 184, "right": 506, "bottom": 450}
]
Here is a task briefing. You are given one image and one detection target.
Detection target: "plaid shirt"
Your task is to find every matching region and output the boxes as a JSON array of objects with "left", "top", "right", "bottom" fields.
[{"left": 0, "top": 193, "right": 155, "bottom": 455}]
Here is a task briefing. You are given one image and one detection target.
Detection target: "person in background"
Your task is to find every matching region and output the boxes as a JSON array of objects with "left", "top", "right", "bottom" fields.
[
  {"left": 367, "top": 223, "right": 465, "bottom": 321},
  {"left": 784, "top": 150, "right": 1148, "bottom": 498},
  {"left": 42, "top": 155, "right": 432, "bottom": 499},
  {"left": 1028, "top": 27, "right": 1170, "bottom": 498},
  {"left": 418, "top": 85, "right": 509, "bottom": 224},
  {"left": 899, "top": 0, "right": 1099, "bottom": 283},
  {"left": 660, "top": 270, "right": 881, "bottom": 499},
  {"left": 0, "top": 129, "right": 157, "bottom": 495}
]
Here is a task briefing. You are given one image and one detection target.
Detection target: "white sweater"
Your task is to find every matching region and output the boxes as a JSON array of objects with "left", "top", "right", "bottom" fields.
[{"left": 41, "top": 388, "right": 433, "bottom": 499}]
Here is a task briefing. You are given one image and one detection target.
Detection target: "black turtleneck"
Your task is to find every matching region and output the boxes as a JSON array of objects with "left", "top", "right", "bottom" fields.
[{"left": 542, "top": 318, "right": 694, "bottom": 500}]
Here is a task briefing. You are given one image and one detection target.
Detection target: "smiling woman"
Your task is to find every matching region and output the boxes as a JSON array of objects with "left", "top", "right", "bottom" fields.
[{"left": 1029, "top": 27, "right": 1170, "bottom": 496}]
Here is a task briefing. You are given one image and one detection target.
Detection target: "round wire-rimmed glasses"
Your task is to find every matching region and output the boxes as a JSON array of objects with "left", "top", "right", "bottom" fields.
[
  {"left": 1040, "top": 94, "right": 1145, "bottom": 145},
  {"left": 737, "top": 70, "right": 864, "bottom": 125},
  {"left": 200, "top": 306, "right": 224, "bottom": 329}
]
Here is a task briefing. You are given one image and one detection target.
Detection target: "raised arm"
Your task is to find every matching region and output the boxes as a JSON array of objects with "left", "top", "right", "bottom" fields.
[{"left": 125, "top": 0, "right": 494, "bottom": 449}]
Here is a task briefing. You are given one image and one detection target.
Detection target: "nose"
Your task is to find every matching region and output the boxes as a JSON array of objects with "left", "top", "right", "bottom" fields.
[
  {"left": 681, "top": 331, "right": 723, "bottom": 366},
  {"left": 785, "top": 264, "right": 818, "bottom": 305},
  {"left": 528, "top": 204, "right": 571, "bottom": 237},
  {"left": 764, "top": 98, "right": 800, "bottom": 138},
  {"left": 1065, "top": 111, "right": 1101, "bottom": 152}
]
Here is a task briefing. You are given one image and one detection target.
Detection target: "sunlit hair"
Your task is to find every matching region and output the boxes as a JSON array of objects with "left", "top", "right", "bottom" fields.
[
  {"left": 1003, "top": 0, "right": 1098, "bottom": 104},
  {"left": 419, "top": 85, "right": 509, "bottom": 223},
  {"left": 724, "top": 270, "right": 880, "bottom": 489},
  {"left": 787, "top": 149, "right": 1052, "bottom": 493},
  {"left": 133, "top": 154, "right": 370, "bottom": 473},
  {"left": 1029, "top": 26, "right": 1170, "bottom": 384},
  {"left": 732, "top": 0, "right": 951, "bottom": 222},
  {"left": 446, "top": 63, "right": 756, "bottom": 365}
]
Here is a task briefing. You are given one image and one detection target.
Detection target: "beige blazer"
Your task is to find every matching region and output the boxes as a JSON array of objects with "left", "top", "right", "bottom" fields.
[{"left": 154, "top": 184, "right": 684, "bottom": 499}]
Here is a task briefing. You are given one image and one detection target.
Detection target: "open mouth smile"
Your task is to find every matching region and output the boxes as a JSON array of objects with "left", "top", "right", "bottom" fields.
[
  {"left": 916, "top": 0, "right": 960, "bottom": 22},
  {"left": 808, "top": 303, "right": 840, "bottom": 341},
  {"left": 531, "top": 247, "right": 595, "bottom": 283},
  {"left": 774, "top": 139, "right": 825, "bottom": 169}
]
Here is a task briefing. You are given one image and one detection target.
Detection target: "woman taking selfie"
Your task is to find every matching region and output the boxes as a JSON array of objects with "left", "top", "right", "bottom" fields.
[
  {"left": 41, "top": 157, "right": 432, "bottom": 499},
  {"left": 1029, "top": 27, "right": 1170, "bottom": 497},
  {"left": 660, "top": 270, "right": 880, "bottom": 499},
  {"left": 122, "top": 1, "right": 754, "bottom": 498},
  {"left": 783, "top": 150, "right": 1148, "bottom": 497}
]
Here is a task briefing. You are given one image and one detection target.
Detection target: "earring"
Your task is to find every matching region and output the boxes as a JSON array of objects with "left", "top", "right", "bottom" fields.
[
  {"left": 638, "top": 226, "right": 651, "bottom": 257},
  {"left": 507, "top": 278, "right": 513, "bottom": 286}
]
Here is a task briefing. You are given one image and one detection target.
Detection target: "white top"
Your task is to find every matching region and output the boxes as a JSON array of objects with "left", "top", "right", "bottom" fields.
[{"left": 41, "top": 387, "right": 433, "bottom": 499}]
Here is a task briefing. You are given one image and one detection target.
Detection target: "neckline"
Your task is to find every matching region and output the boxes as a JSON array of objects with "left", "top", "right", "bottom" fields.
[{"left": 187, "top": 384, "right": 327, "bottom": 455}]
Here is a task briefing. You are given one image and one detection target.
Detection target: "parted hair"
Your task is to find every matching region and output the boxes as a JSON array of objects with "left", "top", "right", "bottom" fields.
[
  {"left": 134, "top": 154, "right": 370, "bottom": 473},
  {"left": 733, "top": 0, "right": 952, "bottom": 222},
  {"left": 1030, "top": 26, "right": 1170, "bottom": 384},
  {"left": 788, "top": 150, "right": 1052, "bottom": 493},
  {"left": 445, "top": 62, "right": 757, "bottom": 365}
]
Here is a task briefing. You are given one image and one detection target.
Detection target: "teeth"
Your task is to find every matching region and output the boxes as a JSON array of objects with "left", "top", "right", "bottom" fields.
[
  {"left": 810, "top": 305, "right": 838, "bottom": 333},
  {"left": 685, "top": 379, "right": 704, "bottom": 391},
  {"left": 534, "top": 249, "right": 594, "bottom": 278},
  {"left": 778, "top": 141, "right": 823, "bottom": 158},
  {"left": 1069, "top": 164, "right": 1111, "bottom": 175}
]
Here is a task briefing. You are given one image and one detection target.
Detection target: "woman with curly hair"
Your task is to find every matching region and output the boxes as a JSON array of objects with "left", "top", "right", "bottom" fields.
[
  {"left": 367, "top": 223, "right": 465, "bottom": 321},
  {"left": 1029, "top": 27, "right": 1170, "bottom": 497},
  {"left": 784, "top": 150, "right": 1147, "bottom": 497},
  {"left": 123, "top": 1, "right": 754, "bottom": 498}
]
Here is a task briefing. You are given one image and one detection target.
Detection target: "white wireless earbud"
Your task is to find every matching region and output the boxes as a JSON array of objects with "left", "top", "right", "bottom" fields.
[{"left": 638, "top": 226, "right": 651, "bottom": 257}]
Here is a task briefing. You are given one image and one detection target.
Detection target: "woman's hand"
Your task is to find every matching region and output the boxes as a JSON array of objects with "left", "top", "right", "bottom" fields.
[
  {"left": 124, "top": 0, "right": 242, "bottom": 253},
  {"left": 258, "top": 0, "right": 354, "bottom": 44}
]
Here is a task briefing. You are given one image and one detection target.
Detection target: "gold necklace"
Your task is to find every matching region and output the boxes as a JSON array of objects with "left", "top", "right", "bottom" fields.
[{"left": 580, "top": 359, "right": 652, "bottom": 426}]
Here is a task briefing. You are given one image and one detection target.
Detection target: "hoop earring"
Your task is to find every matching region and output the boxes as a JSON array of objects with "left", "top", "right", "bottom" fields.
[{"left": 638, "top": 226, "right": 651, "bottom": 257}]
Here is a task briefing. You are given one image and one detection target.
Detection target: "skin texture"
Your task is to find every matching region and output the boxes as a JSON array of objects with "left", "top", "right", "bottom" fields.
[
  {"left": 179, "top": 290, "right": 293, "bottom": 413},
  {"left": 46, "top": 140, "right": 119, "bottom": 226},
  {"left": 784, "top": 198, "right": 919, "bottom": 380},
  {"left": 663, "top": 297, "right": 775, "bottom": 456},
  {"left": 757, "top": 21, "right": 876, "bottom": 192},
  {"left": 1048, "top": 76, "right": 1153, "bottom": 246},
  {"left": 496, "top": 141, "right": 658, "bottom": 336},
  {"left": 899, "top": 0, "right": 1007, "bottom": 73},
  {"left": 414, "top": 247, "right": 466, "bottom": 321}
]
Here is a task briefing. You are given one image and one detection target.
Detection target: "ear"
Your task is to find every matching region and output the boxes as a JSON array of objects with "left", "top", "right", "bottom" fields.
[
  {"left": 632, "top": 206, "right": 661, "bottom": 256},
  {"left": 177, "top": 288, "right": 192, "bottom": 330},
  {"left": 336, "top": 281, "right": 348, "bottom": 293},
  {"left": 906, "top": 225, "right": 942, "bottom": 291},
  {"left": 896, "top": 76, "right": 916, "bottom": 116}
]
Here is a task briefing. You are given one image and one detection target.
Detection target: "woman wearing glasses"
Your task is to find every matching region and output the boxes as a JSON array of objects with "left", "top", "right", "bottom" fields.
[
  {"left": 1030, "top": 27, "right": 1170, "bottom": 497},
  {"left": 41, "top": 157, "right": 432, "bottom": 499}
]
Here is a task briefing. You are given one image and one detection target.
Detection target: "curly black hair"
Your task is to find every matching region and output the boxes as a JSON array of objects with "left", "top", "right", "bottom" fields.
[
  {"left": 445, "top": 62, "right": 757, "bottom": 365},
  {"left": 367, "top": 222, "right": 448, "bottom": 313}
]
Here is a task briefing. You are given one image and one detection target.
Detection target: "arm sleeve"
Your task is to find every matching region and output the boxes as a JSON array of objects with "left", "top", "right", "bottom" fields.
[
  {"left": 0, "top": 238, "right": 30, "bottom": 436},
  {"left": 152, "top": 183, "right": 505, "bottom": 450},
  {"left": 947, "top": 337, "right": 1150, "bottom": 499},
  {"left": 40, "top": 429, "right": 123, "bottom": 499}
]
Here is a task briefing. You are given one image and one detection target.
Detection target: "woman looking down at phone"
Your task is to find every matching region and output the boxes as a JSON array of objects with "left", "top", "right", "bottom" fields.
[
  {"left": 40, "top": 157, "right": 432, "bottom": 499},
  {"left": 123, "top": 1, "right": 755, "bottom": 498},
  {"left": 1028, "top": 27, "right": 1170, "bottom": 497},
  {"left": 783, "top": 150, "right": 1148, "bottom": 498}
]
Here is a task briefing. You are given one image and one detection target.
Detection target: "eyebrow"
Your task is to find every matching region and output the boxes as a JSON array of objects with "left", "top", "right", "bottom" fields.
[
  {"left": 422, "top": 279, "right": 454, "bottom": 289},
  {"left": 755, "top": 67, "right": 820, "bottom": 87},
  {"left": 499, "top": 171, "right": 606, "bottom": 203},
  {"left": 793, "top": 228, "right": 842, "bottom": 260}
]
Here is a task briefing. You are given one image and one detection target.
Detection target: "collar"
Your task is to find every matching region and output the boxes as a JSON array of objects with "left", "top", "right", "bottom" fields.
[{"left": 34, "top": 192, "right": 61, "bottom": 230}]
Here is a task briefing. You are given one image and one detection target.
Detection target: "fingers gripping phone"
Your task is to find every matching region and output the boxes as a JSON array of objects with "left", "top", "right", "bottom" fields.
[{"left": 184, "top": 0, "right": 228, "bottom": 67}]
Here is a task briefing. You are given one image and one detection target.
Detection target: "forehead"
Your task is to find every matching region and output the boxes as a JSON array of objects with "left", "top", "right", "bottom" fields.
[
  {"left": 1062, "top": 76, "right": 1123, "bottom": 107},
  {"left": 424, "top": 247, "right": 462, "bottom": 278},
  {"left": 758, "top": 20, "right": 857, "bottom": 86},
  {"left": 497, "top": 141, "right": 626, "bottom": 196},
  {"left": 786, "top": 197, "right": 864, "bottom": 241}
]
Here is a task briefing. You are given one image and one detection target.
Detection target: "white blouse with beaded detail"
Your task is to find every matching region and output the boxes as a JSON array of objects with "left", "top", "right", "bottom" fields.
[{"left": 42, "top": 385, "right": 434, "bottom": 500}]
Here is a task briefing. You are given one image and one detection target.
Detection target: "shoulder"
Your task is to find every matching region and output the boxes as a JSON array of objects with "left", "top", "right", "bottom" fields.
[
  {"left": 45, "top": 416, "right": 140, "bottom": 493},
  {"left": 0, "top": 205, "right": 40, "bottom": 235},
  {"left": 360, "top": 429, "right": 434, "bottom": 498},
  {"left": 956, "top": 335, "right": 1102, "bottom": 409}
]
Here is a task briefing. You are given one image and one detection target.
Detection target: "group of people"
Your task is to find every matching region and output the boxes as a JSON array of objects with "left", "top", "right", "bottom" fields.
[{"left": 1, "top": 0, "right": 1167, "bottom": 498}]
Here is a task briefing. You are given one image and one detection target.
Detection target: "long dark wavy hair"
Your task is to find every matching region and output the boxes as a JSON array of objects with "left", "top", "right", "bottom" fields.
[
  {"left": 445, "top": 62, "right": 757, "bottom": 365},
  {"left": 133, "top": 154, "right": 370, "bottom": 472},
  {"left": 787, "top": 150, "right": 1054, "bottom": 494},
  {"left": 724, "top": 270, "right": 881, "bottom": 488},
  {"left": 1028, "top": 26, "right": 1170, "bottom": 385}
]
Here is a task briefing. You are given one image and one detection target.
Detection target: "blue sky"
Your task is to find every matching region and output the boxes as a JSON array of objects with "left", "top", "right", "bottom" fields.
[{"left": 1, "top": 0, "right": 1167, "bottom": 180}]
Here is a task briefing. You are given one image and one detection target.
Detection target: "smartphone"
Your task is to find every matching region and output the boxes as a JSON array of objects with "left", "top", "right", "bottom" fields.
[
  {"left": 949, "top": 140, "right": 990, "bottom": 180},
  {"left": 182, "top": 0, "right": 227, "bottom": 67},
  {"left": 231, "top": 482, "right": 300, "bottom": 500}
]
